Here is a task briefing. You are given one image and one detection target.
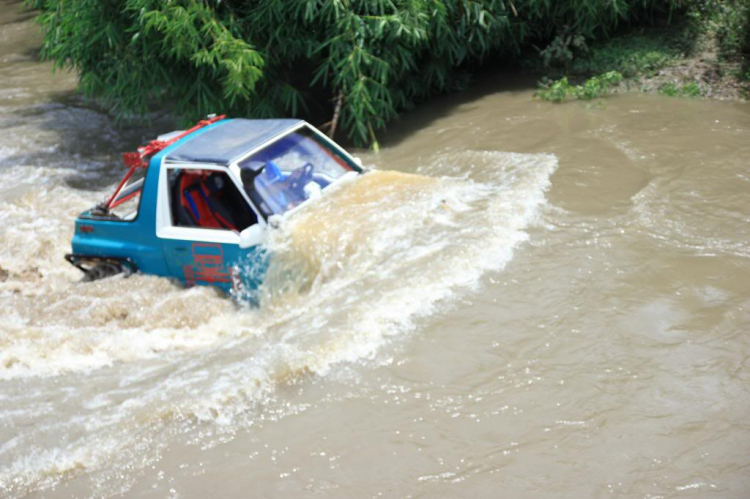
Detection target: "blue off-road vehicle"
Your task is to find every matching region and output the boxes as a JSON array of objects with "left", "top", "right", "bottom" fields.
[{"left": 66, "top": 116, "right": 363, "bottom": 294}]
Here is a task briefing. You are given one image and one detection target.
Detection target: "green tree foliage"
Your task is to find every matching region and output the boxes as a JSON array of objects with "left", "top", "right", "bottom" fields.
[
  {"left": 709, "top": 0, "right": 750, "bottom": 62},
  {"left": 29, "top": 0, "right": 673, "bottom": 146}
]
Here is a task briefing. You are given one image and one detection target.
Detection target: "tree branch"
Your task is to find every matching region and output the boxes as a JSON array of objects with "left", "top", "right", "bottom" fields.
[{"left": 328, "top": 89, "right": 344, "bottom": 139}]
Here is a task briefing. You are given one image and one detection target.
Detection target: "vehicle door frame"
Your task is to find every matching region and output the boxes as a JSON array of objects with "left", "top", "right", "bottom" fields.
[{"left": 155, "top": 159, "right": 267, "bottom": 243}]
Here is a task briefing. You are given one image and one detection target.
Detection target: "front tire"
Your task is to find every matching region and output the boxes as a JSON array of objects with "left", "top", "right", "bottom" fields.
[{"left": 64, "top": 254, "right": 137, "bottom": 282}]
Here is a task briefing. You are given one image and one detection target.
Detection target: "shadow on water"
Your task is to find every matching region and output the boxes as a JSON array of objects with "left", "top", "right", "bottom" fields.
[
  {"left": 20, "top": 44, "right": 41, "bottom": 59},
  {"left": 0, "top": 11, "right": 34, "bottom": 26},
  {"left": 0, "top": 94, "right": 175, "bottom": 191},
  {"left": 6, "top": 68, "right": 538, "bottom": 192},
  {"left": 1, "top": 0, "right": 26, "bottom": 9},
  {"left": 0, "top": 70, "right": 539, "bottom": 194},
  {"left": 352, "top": 69, "right": 541, "bottom": 151},
  {"left": 0, "top": 0, "right": 178, "bottom": 191},
  {"left": 0, "top": 0, "right": 33, "bottom": 24}
]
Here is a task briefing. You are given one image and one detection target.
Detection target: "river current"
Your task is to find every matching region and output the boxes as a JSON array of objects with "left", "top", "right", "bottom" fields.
[{"left": 1, "top": 2, "right": 749, "bottom": 497}]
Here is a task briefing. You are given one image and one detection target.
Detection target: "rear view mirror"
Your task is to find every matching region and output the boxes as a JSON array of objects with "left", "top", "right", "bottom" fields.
[{"left": 239, "top": 224, "right": 265, "bottom": 248}]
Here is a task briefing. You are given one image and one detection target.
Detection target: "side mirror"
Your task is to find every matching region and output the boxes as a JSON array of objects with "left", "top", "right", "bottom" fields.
[{"left": 239, "top": 224, "right": 265, "bottom": 248}]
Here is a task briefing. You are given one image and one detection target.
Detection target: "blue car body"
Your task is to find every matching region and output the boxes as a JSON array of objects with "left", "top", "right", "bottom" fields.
[{"left": 67, "top": 118, "right": 362, "bottom": 296}]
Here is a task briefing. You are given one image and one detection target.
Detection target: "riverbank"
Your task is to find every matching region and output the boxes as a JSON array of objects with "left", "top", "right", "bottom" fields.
[
  {"left": 617, "top": 27, "right": 749, "bottom": 101},
  {"left": 534, "top": 7, "right": 750, "bottom": 103}
]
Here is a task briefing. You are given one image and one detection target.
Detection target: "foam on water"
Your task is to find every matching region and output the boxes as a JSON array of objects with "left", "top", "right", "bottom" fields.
[
  {"left": 0, "top": 166, "right": 238, "bottom": 379},
  {"left": 0, "top": 149, "right": 557, "bottom": 496}
]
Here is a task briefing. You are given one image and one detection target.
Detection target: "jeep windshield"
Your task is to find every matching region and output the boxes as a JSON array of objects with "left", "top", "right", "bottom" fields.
[{"left": 237, "top": 126, "right": 358, "bottom": 218}]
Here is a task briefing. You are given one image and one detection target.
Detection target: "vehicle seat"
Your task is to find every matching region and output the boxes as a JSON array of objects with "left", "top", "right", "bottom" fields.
[{"left": 179, "top": 173, "right": 238, "bottom": 231}]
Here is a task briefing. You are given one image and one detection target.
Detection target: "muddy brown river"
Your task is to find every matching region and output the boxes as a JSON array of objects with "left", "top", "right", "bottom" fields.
[{"left": 1, "top": 2, "right": 749, "bottom": 498}]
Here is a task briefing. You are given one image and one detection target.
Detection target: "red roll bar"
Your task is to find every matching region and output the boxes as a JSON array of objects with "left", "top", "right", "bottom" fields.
[{"left": 104, "top": 114, "right": 226, "bottom": 210}]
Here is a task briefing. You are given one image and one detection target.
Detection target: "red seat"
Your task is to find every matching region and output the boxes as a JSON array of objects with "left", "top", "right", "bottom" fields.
[{"left": 179, "top": 173, "right": 237, "bottom": 231}]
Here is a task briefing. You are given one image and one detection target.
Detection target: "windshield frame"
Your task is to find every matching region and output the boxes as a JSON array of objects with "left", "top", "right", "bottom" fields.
[
  {"left": 228, "top": 123, "right": 362, "bottom": 219},
  {"left": 229, "top": 123, "right": 361, "bottom": 176}
]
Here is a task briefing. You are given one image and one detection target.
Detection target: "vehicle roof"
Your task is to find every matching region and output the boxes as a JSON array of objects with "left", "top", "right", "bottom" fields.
[{"left": 165, "top": 118, "right": 304, "bottom": 166}]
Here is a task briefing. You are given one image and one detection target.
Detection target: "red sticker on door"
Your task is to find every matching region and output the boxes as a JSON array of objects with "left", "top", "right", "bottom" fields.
[{"left": 183, "top": 243, "right": 232, "bottom": 286}]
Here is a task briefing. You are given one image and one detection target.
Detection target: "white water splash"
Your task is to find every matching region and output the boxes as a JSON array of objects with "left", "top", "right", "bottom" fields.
[{"left": 0, "top": 150, "right": 557, "bottom": 497}]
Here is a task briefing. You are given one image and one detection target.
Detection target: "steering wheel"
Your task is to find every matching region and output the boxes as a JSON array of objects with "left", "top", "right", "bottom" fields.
[{"left": 287, "top": 163, "right": 314, "bottom": 191}]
